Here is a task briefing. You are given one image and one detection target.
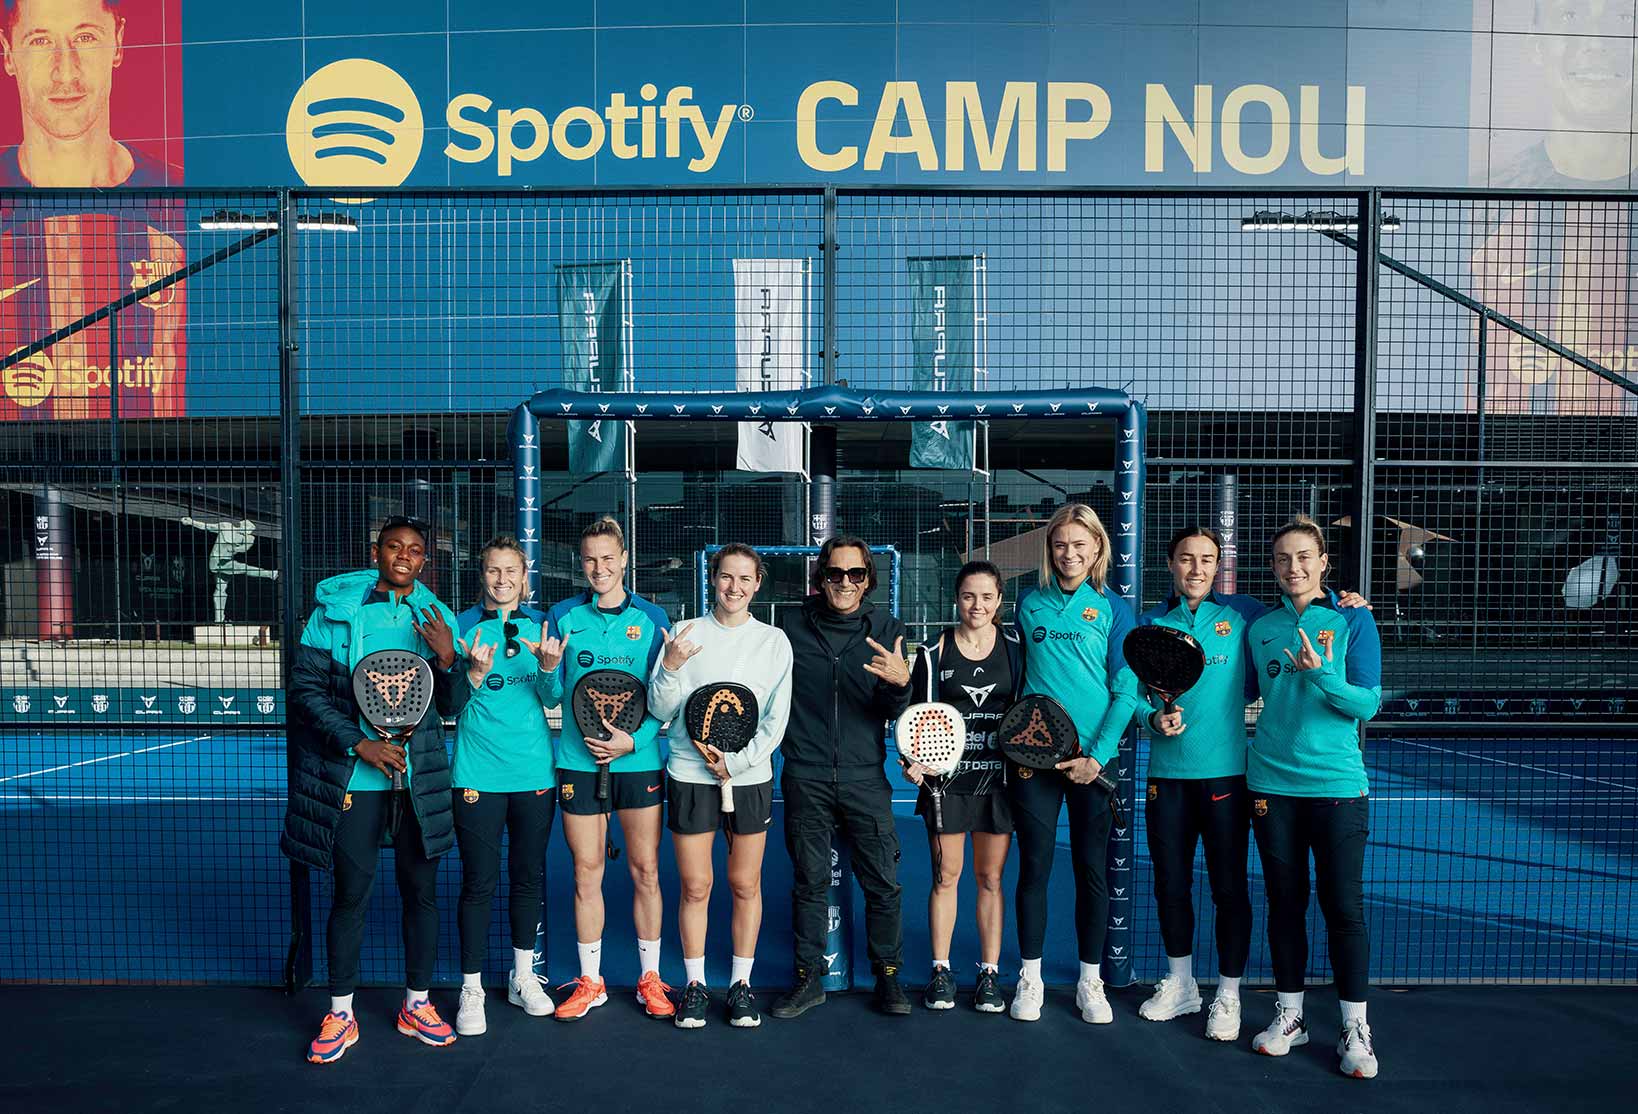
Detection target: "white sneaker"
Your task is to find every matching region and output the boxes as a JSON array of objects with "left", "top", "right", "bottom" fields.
[
  {"left": 1075, "top": 977, "right": 1113, "bottom": 1024},
  {"left": 1338, "top": 1019, "right": 1379, "bottom": 1079},
  {"left": 1204, "top": 995, "right": 1241, "bottom": 1041},
  {"left": 455, "top": 984, "right": 487, "bottom": 1036},
  {"left": 1009, "top": 972, "right": 1044, "bottom": 1022},
  {"left": 1138, "top": 975, "right": 1202, "bottom": 1021},
  {"left": 1251, "top": 1005, "right": 1308, "bottom": 1056},
  {"left": 509, "top": 971, "right": 556, "bottom": 1017}
]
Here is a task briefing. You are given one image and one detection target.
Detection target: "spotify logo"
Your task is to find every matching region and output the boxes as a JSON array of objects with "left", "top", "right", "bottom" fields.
[
  {"left": 286, "top": 59, "right": 424, "bottom": 187},
  {"left": 2, "top": 350, "right": 54, "bottom": 408}
]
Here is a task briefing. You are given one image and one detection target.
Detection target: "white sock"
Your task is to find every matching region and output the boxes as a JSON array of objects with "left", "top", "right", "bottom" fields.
[
  {"left": 978, "top": 962, "right": 998, "bottom": 973},
  {"left": 731, "top": 955, "right": 754, "bottom": 986},
  {"left": 1277, "top": 990, "right": 1305, "bottom": 1015},
  {"left": 462, "top": 972, "right": 482, "bottom": 989},
  {"left": 1167, "top": 954, "right": 1193, "bottom": 983},
  {"left": 1079, "top": 961, "right": 1102, "bottom": 985},
  {"left": 578, "top": 939, "right": 602, "bottom": 981},
  {"left": 513, "top": 949, "right": 535, "bottom": 980},
  {"left": 1021, "top": 957, "right": 1042, "bottom": 981},
  {"left": 684, "top": 955, "right": 706, "bottom": 986},
  {"left": 405, "top": 988, "right": 428, "bottom": 1009},
  {"left": 638, "top": 937, "right": 661, "bottom": 976},
  {"left": 1340, "top": 1000, "right": 1368, "bottom": 1025},
  {"left": 330, "top": 993, "right": 354, "bottom": 1016},
  {"left": 932, "top": 957, "right": 950, "bottom": 970},
  {"left": 1217, "top": 975, "right": 1241, "bottom": 1001}
]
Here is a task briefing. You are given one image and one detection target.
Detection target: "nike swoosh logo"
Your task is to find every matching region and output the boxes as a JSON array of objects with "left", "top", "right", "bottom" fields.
[
  {"left": 1211, "top": 793, "right": 1232, "bottom": 802},
  {"left": 0, "top": 277, "right": 41, "bottom": 302},
  {"left": 646, "top": 784, "right": 660, "bottom": 793},
  {"left": 1260, "top": 635, "right": 1280, "bottom": 645}
]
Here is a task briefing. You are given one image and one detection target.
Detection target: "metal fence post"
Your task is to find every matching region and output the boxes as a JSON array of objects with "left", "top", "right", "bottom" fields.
[
  {"left": 1351, "top": 190, "right": 1380, "bottom": 605},
  {"left": 279, "top": 188, "right": 312, "bottom": 994}
]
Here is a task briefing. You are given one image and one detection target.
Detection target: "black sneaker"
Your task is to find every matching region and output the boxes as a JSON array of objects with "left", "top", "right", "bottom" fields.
[
  {"left": 770, "top": 966, "right": 826, "bottom": 1019},
  {"left": 923, "top": 966, "right": 956, "bottom": 1010},
  {"left": 973, "top": 967, "right": 1005, "bottom": 1013},
  {"left": 726, "top": 980, "right": 761, "bottom": 1028},
  {"left": 674, "top": 981, "right": 709, "bottom": 1029},
  {"left": 875, "top": 966, "right": 912, "bottom": 1016}
]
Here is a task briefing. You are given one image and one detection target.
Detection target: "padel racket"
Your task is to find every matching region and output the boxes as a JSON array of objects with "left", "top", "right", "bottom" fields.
[
  {"left": 350, "top": 649, "right": 435, "bottom": 791},
  {"left": 895, "top": 702, "right": 967, "bottom": 834},
  {"left": 1122, "top": 626, "right": 1206, "bottom": 715},
  {"left": 684, "top": 683, "right": 759, "bottom": 813},
  {"left": 572, "top": 669, "right": 648, "bottom": 802},
  {"left": 998, "top": 693, "right": 1119, "bottom": 797}
]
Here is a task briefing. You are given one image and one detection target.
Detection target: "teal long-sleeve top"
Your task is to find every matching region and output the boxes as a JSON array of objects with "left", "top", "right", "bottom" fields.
[
  {"left": 1245, "top": 589, "right": 1383, "bottom": 798},
  {"left": 1137, "top": 591, "right": 1267, "bottom": 780},
  {"left": 451, "top": 604, "right": 555, "bottom": 792},
  {"left": 1014, "top": 579, "right": 1142, "bottom": 768}
]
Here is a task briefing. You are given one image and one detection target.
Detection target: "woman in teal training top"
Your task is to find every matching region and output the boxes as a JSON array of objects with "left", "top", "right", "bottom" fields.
[
  {"left": 450, "top": 535, "right": 566, "bottom": 1037},
  {"left": 1243, "top": 516, "right": 1382, "bottom": 1081}
]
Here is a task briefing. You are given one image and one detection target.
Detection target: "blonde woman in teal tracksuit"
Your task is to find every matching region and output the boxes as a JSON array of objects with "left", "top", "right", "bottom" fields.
[{"left": 1244, "top": 516, "right": 1382, "bottom": 1080}]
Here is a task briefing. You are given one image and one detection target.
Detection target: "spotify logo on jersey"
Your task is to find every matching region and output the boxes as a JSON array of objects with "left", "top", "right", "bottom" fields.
[
  {"left": 286, "top": 59, "right": 425, "bottom": 187},
  {"left": 485, "top": 674, "right": 505, "bottom": 691},
  {"left": 1031, "top": 627, "right": 1047, "bottom": 644},
  {"left": 577, "top": 649, "right": 596, "bottom": 668}
]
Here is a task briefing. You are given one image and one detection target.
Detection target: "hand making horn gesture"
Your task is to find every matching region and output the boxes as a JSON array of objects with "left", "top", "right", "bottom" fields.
[
  {"left": 863, "top": 635, "right": 910, "bottom": 687},
  {"left": 458, "top": 629, "right": 496, "bottom": 688},
  {"left": 661, "top": 622, "right": 703, "bottom": 672},
  {"left": 519, "top": 630, "right": 568, "bottom": 672},
  {"left": 1284, "top": 628, "right": 1332, "bottom": 672}
]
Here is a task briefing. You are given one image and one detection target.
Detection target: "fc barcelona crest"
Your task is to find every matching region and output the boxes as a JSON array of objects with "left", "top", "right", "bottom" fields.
[
  {"left": 1082, "top": 608, "right": 1099, "bottom": 623},
  {"left": 1253, "top": 798, "right": 1268, "bottom": 817},
  {"left": 1215, "top": 620, "right": 1232, "bottom": 637},
  {"left": 1316, "top": 629, "right": 1335, "bottom": 651},
  {"left": 463, "top": 789, "right": 480, "bottom": 804},
  {"left": 626, "top": 625, "right": 642, "bottom": 641},
  {"left": 561, "top": 782, "right": 575, "bottom": 801}
]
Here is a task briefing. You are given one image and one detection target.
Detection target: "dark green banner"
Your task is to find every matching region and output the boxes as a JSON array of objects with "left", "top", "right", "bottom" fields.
[
  {"left": 557, "top": 262, "right": 629, "bottom": 475},
  {"left": 908, "top": 256, "right": 976, "bottom": 469}
]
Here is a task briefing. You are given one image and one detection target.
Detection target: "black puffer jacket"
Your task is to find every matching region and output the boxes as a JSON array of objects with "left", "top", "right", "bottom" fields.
[
  {"left": 280, "top": 571, "right": 470, "bottom": 870},
  {"left": 778, "top": 597, "right": 912, "bottom": 782}
]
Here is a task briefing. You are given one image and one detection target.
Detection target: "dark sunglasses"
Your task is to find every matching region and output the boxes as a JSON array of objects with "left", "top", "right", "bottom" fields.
[
  {"left": 822, "top": 566, "right": 869, "bottom": 586},
  {"left": 503, "top": 620, "right": 520, "bottom": 658}
]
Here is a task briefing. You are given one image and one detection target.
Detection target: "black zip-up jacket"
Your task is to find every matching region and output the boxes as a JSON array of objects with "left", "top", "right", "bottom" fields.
[{"left": 778, "top": 596, "right": 912, "bottom": 782}]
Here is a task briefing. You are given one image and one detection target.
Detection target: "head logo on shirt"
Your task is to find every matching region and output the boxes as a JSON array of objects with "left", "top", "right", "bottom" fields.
[
  {"left": 1082, "top": 607, "right": 1099, "bottom": 623},
  {"left": 1215, "top": 620, "right": 1232, "bottom": 637},
  {"left": 1316, "top": 628, "right": 1335, "bottom": 651},
  {"left": 626, "top": 624, "right": 643, "bottom": 641}
]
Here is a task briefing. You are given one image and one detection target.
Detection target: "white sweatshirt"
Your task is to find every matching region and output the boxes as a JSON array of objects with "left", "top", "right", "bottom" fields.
[{"left": 648, "top": 611, "right": 793, "bottom": 786}]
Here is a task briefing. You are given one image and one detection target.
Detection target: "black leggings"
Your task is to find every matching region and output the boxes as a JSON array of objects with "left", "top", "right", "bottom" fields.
[
  {"left": 1145, "top": 775, "right": 1253, "bottom": 977},
  {"left": 453, "top": 788, "right": 557, "bottom": 974},
  {"left": 328, "top": 790, "right": 439, "bottom": 996},
  {"left": 1252, "top": 793, "right": 1370, "bottom": 1002},
  {"left": 1009, "top": 765, "right": 1114, "bottom": 965}
]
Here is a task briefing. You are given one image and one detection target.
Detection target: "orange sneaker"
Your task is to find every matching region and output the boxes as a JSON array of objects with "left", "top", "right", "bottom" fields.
[
  {"left": 636, "top": 970, "right": 676, "bottom": 1018},
  {"left": 395, "top": 999, "right": 456, "bottom": 1047},
  {"left": 553, "top": 976, "right": 608, "bottom": 1022},
  {"left": 307, "top": 1010, "right": 358, "bottom": 1064}
]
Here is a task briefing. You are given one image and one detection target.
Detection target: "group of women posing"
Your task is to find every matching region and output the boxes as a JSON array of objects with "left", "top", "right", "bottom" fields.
[{"left": 284, "top": 501, "right": 1383, "bottom": 1082}]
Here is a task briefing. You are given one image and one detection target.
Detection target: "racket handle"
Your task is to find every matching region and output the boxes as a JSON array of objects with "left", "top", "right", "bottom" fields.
[
  {"left": 931, "top": 781, "right": 944, "bottom": 834},
  {"left": 1162, "top": 697, "right": 1179, "bottom": 716},
  {"left": 392, "top": 768, "right": 404, "bottom": 792},
  {"left": 720, "top": 776, "right": 735, "bottom": 814},
  {"left": 596, "top": 763, "right": 610, "bottom": 801}
]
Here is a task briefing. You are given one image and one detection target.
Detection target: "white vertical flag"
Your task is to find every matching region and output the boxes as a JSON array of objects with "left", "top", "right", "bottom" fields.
[{"left": 734, "top": 258, "right": 808, "bottom": 473}]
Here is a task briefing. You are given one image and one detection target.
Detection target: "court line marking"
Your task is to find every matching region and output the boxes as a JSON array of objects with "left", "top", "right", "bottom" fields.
[
  {"left": 0, "top": 735, "right": 213, "bottom": 784},
  {"left": 1390, "top": 739, "right": 1638, "bottom": 792}
]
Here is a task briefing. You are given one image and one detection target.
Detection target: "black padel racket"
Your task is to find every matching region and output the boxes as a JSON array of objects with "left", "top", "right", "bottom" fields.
[
  {"left": 997, "top": 693, "right": 1079, "bottom": 772},
  {"left": 572, "top": 669, "right": 648, "bottom": 801},
  {"left": 684, "top": 683, "right": 760, "bottom": 813},
  {"left": 1122, "top": 626, "right": 1206, "bottom": 715},
  {"left": 896, "top": 702, "right": 967, "bottom": 834},
  {"left": 351, "top": 649, "right": 435, "bottom": 791}
]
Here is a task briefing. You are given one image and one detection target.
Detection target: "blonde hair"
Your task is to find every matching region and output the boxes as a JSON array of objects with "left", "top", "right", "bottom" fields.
[
  {"left": 1040, "top": 503, "right": 1112, "bottom": 590},
  {"left": 1271, "top": 514, "right": 1328, "bottom": 557},
  {"left": 478, "top": 534, "right": 530, "bottom": 600},
  {"left": 580, "top": 514, "right": 626, "bottom": 552}
]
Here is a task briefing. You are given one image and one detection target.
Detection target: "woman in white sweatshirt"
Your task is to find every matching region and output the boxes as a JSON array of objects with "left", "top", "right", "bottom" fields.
[{"left": 648, "top": 543, "right": 793, "bottom": 1031}]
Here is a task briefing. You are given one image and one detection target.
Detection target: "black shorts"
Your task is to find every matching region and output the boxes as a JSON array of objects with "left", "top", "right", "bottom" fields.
[
  {"left": 667, "top": 776, "right": 775, "bottom": 836},
  {"left": 915, "top": 788, "right": 1013, "bottom": 835},
  {"left": 557, "top": 768, "right": 664, "bottom": 815}
]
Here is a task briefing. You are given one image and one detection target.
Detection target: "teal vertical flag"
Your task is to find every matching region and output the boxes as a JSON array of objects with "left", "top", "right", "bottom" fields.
[
  {"left": 908, "top": 256, "right": 976, "bottom": 469},
  {"left": 558, "top": 262, "right": 628, "bottom": 475}
]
